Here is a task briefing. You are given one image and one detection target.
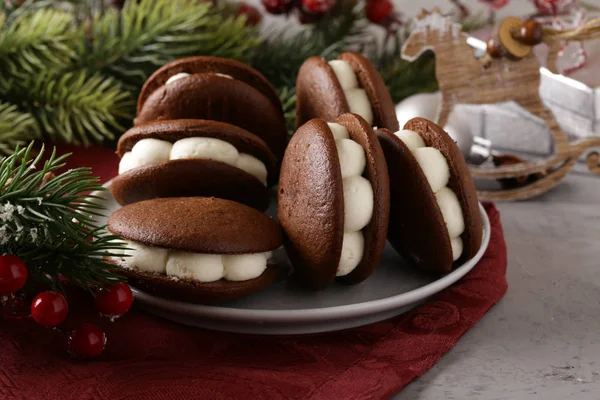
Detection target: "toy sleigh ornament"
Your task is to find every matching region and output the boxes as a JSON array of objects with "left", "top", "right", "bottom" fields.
[{"left": 400, "top": 9, "right": 600, "bottom": 201}]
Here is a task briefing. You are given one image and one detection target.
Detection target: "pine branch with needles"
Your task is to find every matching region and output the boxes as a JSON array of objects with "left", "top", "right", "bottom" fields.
[
  {"left": 0, "top": 70, "right": 134, "bottom": 145},
  {"left": 77, "top": 0, "right": 261, "bottom": 89},
  {"left": 0, "top": 102, "right": 39, "bottom": 156},
  {"left": 0, "top": 143, "right": 129, "bottom": 292}
]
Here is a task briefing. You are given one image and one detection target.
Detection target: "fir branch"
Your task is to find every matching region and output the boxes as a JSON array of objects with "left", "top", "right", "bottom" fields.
[
  {"left": 0, "top": 142, "right": 128, "bottom": 292},
  {"left": 0, "top": 69, "right": 134, "bottom": 145},
  {"left": 0, "top": 8, "right": 77, "bottom": 78},
  {"left": 278, "top": 86, "right": 297, "bottom": 136},
  {"left": 0, "top": 101, "right": 39, "bottom": 155},
  {"left": 78, "top": 0, "right": 261, "bottom": 88},
  {"left": 252, "top": 8, "right": 366, "bottom": 89}
]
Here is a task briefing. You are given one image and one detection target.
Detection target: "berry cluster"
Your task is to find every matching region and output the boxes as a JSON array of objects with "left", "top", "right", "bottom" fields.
[
  {"left": 0, "top": 254, "right": 133, "bottom": 359},
  {"left": 254, "top": 0, "right": 396, "bottom": 26}
]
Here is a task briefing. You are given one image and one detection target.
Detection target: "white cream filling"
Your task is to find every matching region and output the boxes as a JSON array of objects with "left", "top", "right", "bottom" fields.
[
  {"left": 165, "top": 72, "right": 233, "bottom": 85},
  {"left": 119, "top": 137, "right": 268, "bottom": 185},
  {"left": 327, "top": 123, "right": 374, "bottom": 277},
  {"left": 393, "top": 129, "right": 466, "bottom": 261},
  {"left": 328, "top": 60, "right": 374, "bottom": 125},
  {"left": 166, "top": 72, "right": 191, "bottom": 84},
  {"left": 338, "top": 231, "right": 365, "bottom": 276},
  {"left": 112, "top": 239, "right": 271, "bottom": 282}
]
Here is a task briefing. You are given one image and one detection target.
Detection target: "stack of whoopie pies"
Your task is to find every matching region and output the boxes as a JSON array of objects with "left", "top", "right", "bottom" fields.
[
  {"left": 111, "top": 56, "right": 286, "bottom": 210},
  {"left": 106, "top": 57, "right": 287, "bottom": 303},
  {"left": 106, "top": 53, "right": 484, "bottom": 304}
]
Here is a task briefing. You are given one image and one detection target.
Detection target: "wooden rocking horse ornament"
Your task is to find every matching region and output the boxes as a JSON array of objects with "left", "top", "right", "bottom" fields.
[{"left": 400, "top": 10, "right": 600, "bottom": 201}]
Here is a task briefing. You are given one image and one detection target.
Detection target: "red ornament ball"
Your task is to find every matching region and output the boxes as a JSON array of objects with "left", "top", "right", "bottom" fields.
[
  {"left": 94, "top": 282, "right": 133, "bottom": 317},
  {"left": 0, "top": 255, "right": 28, "bottom": 295},
  {"left": 365, "top": 0, "right": 394, "bottom": 25},
  {"left": 236, "top": 3, "right": 263, "bottom": 26},
  {"left": 30, "top": 291, "right": 68, "bottom": 327},
  {"left": 301, "top": 0, "right": 335, "bottom": 15},
  {"left": 68, "top": 323, "right": 106, "bottom": 359},
  {"left": 261, "top": 0, "right": 293, "bottom": 15}
]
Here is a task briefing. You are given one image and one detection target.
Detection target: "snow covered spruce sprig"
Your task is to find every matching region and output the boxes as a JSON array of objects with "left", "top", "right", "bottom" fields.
[{"left": 0, "top": 142, "right": 128, "bottom": 292}]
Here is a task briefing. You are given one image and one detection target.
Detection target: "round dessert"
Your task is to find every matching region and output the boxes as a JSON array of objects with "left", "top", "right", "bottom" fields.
[
  {"left": 107, "top": 197, "right": 283, "bottom": 304},
  {"left": 278, "top": 113, "right": 390, "bottom": 290},
  {"left": 376, "top": 117, "right": 483, "bottom": 274},
  {"left": 110, "top": 119, "right": 277, "bottom": 211},
  {"left": 295, "top": 52, "right": 399, "bottom": 132},
  {"left": 135, "top": 56, "right": 287, "bottom": 160}
]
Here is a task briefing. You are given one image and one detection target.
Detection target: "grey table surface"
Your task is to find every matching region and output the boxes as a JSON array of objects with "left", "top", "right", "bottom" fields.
[{"left": 395, "top": 173, "right": 600, "bottom": 399}]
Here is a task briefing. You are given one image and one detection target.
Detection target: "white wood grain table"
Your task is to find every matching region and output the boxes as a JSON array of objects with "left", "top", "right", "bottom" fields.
[{"left": 395, "top": 173, "right": 600, "bottom": 399}]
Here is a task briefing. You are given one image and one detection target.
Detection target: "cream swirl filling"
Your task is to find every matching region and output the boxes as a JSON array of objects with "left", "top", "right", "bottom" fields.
[
  {"left": 119, "top": 137, "right": 268, "bottom": 185},
  {"left": 394, "top": 130, "right": 465, "bottom": 261},
  {"left": 111, "top": 239, "right": 272, "bottom": 282},
  {"left": 328, "top": 60, "right": 374, "bottom": 125},
  {"left": 327, "top": 122, "right": 374, "bottom": 277}
]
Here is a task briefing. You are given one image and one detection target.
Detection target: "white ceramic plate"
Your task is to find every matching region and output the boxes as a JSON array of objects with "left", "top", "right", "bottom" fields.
[{"left": 92, "top": 184, "right": 490, "bottom": 335}]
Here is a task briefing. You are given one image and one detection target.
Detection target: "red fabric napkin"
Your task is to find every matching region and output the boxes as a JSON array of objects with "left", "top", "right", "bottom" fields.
[{"left": 0, "top": 145, "right": 508, "bottom": 400}]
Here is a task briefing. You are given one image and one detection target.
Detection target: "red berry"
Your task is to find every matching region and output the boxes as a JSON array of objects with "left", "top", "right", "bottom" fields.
[
  {"left": 0, "top": 255, "right": 28, "bottom": 294},
  {"left": 236, "top": 4, "right": 263, "bottom": 26},
  {"left": 301, "top": 0, "right": 335, "bottom": 14},
  {"left": 365, "top": 0, "right": 394, "bottom": 24},
  {"left": 94, "top": 282, "right": 133, "bottom": 317},
  {"left": 31, "top": 291, "right": 68, "bottom": 327},
  {"left": 261, "top": 0, "right": 293, "bottom": 15},
  {"left": 68, "top": 323, "right": 106, "bottom": 359}
]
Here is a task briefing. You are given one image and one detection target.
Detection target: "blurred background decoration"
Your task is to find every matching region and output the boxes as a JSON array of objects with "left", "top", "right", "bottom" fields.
[
  {"left": 0, "top": 0, "right": 598, "bottom": 158},
  {"left": 0, "top": 0, "right": 483, "bottom": 155}
]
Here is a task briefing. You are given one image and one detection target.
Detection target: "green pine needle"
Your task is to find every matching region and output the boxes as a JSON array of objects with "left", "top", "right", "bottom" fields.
[
  {"left": 252, "top": 8, "right": 366, "bottom": 89},
  {"left": 0, "top": 8, "right": 76, "bottom": 79},
  {"left": 278, "top": 86, "right": 297, "bottom": 136},
  {"left": 78, "top": 0, "right": 261, "bottom": 88},
  {"left": 0, "top": 69, "right": 134, "bottom": 144},
  {"left": 0, "top": 142, "right": 128, "bottom": 292},
  {"left": 0, "top": 101, "right": 39, "bottom": 155}
]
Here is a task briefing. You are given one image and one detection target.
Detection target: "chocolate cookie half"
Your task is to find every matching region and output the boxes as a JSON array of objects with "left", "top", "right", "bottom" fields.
[
  {"left": 138, "top": 56, "right": 282, "bottom": 114},
  {"left": 135, "top": 57, "right": 287, "bottom": 160},
  {"left": 110, "top": 119, "right": 276, "bottom": 211},
  {"left": 278, "top": 113, "right": 390, "bottom": 290},
  {"left": 107, "top": 197, "right": 283, "bottom": 304},
  {"left": 376, "top": 117, "right": 482, "bottom": 274},
  {"left": 296, "top": 52, "right": 399, "bottom": 132}
]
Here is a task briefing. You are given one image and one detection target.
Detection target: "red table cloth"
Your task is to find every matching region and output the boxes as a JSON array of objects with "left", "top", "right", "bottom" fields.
[{"left": 0, "top": 145, "right": 508, "bottom": 400}]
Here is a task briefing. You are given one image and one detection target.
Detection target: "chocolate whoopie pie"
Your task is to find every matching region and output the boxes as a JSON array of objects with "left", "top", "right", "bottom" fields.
[
  {"left": 135, "top": 56, "right": 287, "bottom": 160},
  {"left": 110, "top": 119, "right": 277, "bottom": 211},
  {"left": 376, "top": 118, "right": 482, "bottom": 274},
  {"left": 278, "top": 113, "right": 390, "bottom": 290},
  {"left": 295, "top": 52, "right": 399, "bottom": 132},
  {"left": 107, "top": 197, "right": 283, "bottom": 304}
]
